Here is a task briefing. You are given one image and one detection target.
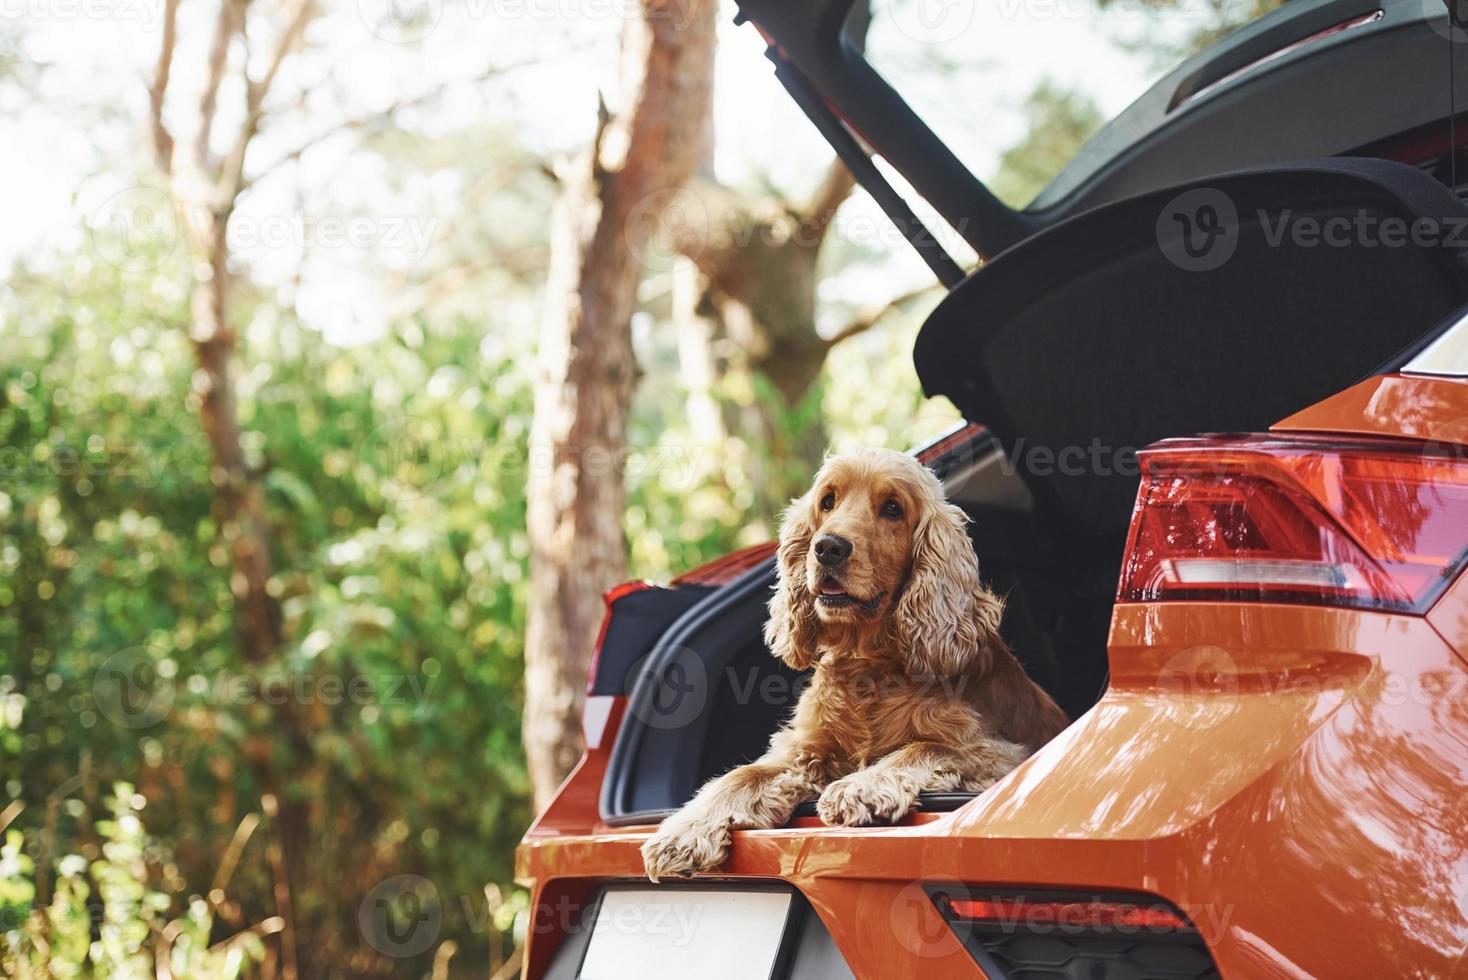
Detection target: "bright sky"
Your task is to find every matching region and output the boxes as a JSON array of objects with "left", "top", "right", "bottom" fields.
[{"left": 0, "top": 0, "right": 1194, "bottom": 341}]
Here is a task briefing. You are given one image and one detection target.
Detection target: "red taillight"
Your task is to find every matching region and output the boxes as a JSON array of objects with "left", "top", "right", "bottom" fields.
[
  {"left": 1120, "top": 436, "right": 1468, "bottom": 611},
  {"left": 944, "top": 897, "right": 1191, "bottom": 932},
  {"left": 585, "top": 580, "right": 654, "bottom": 694}
]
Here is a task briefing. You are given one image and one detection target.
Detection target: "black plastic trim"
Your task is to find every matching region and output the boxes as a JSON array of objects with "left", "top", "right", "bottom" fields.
[
  {"left": 589, "top": 585, "right": 713, "bottom": 697},
  {"left": 1166, "top": 0, "right": 1384, "bottom": 111},
  {"left": 1367, "top": 298, "right": 1468, "bottom": 376},
  {"left": 1030, "top": 0, "right": 1464, "bottom": 215},
  {"left": 788, "top": 791, "right": 977, "bottom": 820},
  {"left": 603, "top": 790, "right": 981, "bottom": 829},
  {"left": 928, "top": 886, "right": 1219, "bottom": 980},
  {"left": 771, "top": 57, "right": 965, "bottom": 288},
  {"left": 731, "top": 0, "right": 1038, "bottom": 258},
  {"left": 600, "top": 560, "right": 778, "bottom": 822}
]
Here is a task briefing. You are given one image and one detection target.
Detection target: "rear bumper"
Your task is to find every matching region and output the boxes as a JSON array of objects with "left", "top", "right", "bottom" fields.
[
  {"left": 517, "top": 599, "right": 1468, "bottom": 979},
  {"left": 518, "top": 818, "right": 1205, "bottom": 979}
]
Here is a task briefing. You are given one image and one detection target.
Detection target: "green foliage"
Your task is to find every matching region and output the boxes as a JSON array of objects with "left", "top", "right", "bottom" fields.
[
  {"left": 990, "top": 80, "right": 1107, "bottom": 210},
  {"left": 0, "top": 246, "right": 535, "bottom": 975},
  {"left": 0, "top": 71, "right": 959, "bottom": 980},
  {"left": 2, "top": 785, "right": 264, "bottom": 978}
]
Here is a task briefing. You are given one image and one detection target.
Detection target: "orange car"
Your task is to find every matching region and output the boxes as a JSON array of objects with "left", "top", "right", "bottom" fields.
[{"left": 517, "top": 1, "right": 1468, "bottom": 977}]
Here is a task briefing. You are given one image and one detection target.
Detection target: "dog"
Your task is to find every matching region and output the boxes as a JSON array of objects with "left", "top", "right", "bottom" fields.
[{"left": 641, "top": 448, "right": 1068, "bottom": 882}]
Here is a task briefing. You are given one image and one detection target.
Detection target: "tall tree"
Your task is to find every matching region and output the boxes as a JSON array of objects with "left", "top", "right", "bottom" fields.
[
  {"left": 664, "top": 8, "right": 939, "bottom": 509},
  {"left": 147, "top": 0, "right": 316, "bottom": 971},
  {"left": 523, "top": 0, "right": 718, "bottom": 805},
  {"left": 665, "top": 162, "right": 938, "bottom": 514}
]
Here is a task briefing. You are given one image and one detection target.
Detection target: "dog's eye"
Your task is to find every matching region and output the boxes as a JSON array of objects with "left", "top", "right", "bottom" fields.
[
  {"left": 881, "top": 499, "right": 903, "bottom": 519},
  {"left": 819, "top": 492, "right": 836, "bottom": 511}
]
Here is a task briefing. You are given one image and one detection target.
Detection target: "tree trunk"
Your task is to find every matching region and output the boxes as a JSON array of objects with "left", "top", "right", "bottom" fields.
[
  {"left": 190, "top": 225, "right": 283, "bottom": 667},
  {"left": 149, "top": 1, "right": 315, "bottom": 968},
  {"left": 523, "top": 0, "right": 717, "bottom": 807},
  {"left": 665, "top": 162, "right": 857, "bottom": 511}
]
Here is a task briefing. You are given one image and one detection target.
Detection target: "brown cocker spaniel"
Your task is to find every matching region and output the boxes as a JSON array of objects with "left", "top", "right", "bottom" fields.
[{"left": 642, "top": 448, "right": 1068, "bottom": 882}]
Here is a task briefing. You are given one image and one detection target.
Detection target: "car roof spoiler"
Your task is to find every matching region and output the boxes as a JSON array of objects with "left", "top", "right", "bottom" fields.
[{"left": 731, "top": 0, "right": 1037, "bottom": 284}]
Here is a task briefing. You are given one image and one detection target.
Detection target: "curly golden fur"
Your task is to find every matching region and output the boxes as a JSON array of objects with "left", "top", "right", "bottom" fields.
[{"left": 642, "top": 448, "right": 1069, "bottom": 881}]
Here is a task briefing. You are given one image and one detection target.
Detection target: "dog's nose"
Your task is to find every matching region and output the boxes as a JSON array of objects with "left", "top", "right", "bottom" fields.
[{"left": 814, "top": 534, "right": 852, "bottom": 567}]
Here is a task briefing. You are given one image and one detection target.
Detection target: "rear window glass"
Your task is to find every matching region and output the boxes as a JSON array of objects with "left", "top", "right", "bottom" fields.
[{"left": 860, "top": 0, "right": 1215, "bottom": 208}]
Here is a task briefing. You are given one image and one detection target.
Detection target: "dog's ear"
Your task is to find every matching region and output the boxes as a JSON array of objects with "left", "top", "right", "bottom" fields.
[
  {"left": 892, "top": 499, "right": 1004, "bottom": 676},
  {"left": 765, "top": 495, "right": 821, "bottom": 671}
]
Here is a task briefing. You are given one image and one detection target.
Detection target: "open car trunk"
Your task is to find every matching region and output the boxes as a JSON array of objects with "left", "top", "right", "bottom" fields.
[
  {"left": 601, "top": 432, "right": 1114, "bottom": 825},
  {"left": 600, "top": 158, "right": 1468, "bottom": 827}
]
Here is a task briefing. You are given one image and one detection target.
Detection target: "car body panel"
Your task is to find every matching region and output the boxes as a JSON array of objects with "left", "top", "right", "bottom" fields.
[
  {"left": 1274, "top": 372, "right": 1468, "bottom": 444},
  {"left": 518, "top": 596, "right": 1468, "bottom": 978},
  {"left": 518, "top": 376, "right": 1468, "bottom": 978}
]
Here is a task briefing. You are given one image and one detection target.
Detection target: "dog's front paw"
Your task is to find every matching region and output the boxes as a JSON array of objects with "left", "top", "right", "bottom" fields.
[
  {"left": 641, "top": 817, "right": 732, "bottom": 883},
  {"left": 816, "top": 770, "right": 918, "bottom": 827}
]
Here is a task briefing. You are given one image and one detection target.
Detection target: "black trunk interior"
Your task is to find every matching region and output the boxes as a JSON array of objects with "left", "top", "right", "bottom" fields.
[
  {"left": 603, "top": 158, "right": 1468, "bottom": 826},
  {"left": 601, "top": 505, "right": 1117, "bottom": 825}
]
